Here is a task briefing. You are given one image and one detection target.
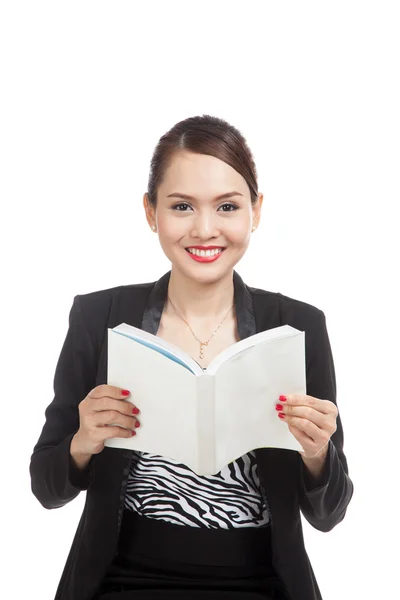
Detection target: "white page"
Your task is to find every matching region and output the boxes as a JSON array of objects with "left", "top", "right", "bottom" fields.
[
  {"left": 105, "top": 330, "right": 199, "bottom": 470},
  {"left": 112, "top": 322, "right": 202, "bottom": 375},
  {"left": 206, "top": 324, "right": 301, "bottom": 375},
  {"left": 214, "top": 332, "right": 306, "bottom": 472}
]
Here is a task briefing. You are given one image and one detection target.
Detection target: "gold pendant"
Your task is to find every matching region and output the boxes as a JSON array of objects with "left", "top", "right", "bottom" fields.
[{"left": 199, "top": 341, "right": 208, "bottom": 360}]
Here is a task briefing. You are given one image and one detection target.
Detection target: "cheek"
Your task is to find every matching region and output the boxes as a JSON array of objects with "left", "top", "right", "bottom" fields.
[
  {"left": 228, "top": 221, "right": 251, "bottom": 243},
  {"left": 157, "top": 225, "right": 188, "bottom": 256},
  {"left": 157, "top": 216, "right": 185, "bottom": 240}
]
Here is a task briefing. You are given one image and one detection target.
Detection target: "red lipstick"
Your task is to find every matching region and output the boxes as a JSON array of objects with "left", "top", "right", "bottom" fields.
[
  {"left": 186, "top": 246, "right": 224, "bottom": 250},
  {"left": 186, "top": 247, "right": 225, "bottom": 263}
]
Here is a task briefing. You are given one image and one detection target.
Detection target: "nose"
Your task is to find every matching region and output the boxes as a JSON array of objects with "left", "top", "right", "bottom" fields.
[{"left": 190, "top": 211, "right": 220, "bottom": 240}]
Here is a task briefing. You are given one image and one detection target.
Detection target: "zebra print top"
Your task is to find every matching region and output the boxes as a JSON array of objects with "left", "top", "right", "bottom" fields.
[{"left": 124, "top": 449, "right": 270, "bottom": 529}]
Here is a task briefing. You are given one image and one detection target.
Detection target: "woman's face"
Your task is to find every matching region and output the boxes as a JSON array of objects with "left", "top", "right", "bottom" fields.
[{"left": 144, "top": 151, "right": 262, "bottom": 282}]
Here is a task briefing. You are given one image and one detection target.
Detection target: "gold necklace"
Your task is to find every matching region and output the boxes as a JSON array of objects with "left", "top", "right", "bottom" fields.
[{"left": 167, "top": 295, "right": 234, "bottom": 361}]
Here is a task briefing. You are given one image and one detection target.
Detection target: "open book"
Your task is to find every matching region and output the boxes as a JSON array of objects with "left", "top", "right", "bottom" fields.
[{"left": 105, "top": 323, "right": 306, "bottom": 475}]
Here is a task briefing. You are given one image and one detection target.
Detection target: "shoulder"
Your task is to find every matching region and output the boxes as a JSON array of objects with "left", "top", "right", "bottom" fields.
[
  {"left": 74, "top": 280, "right": 155, "bottom": 308},
  {"left": 69, "top": 280, "right": 156, "bottom": 336},
  {"left": 247, "top": 284, "right": 332, "bottom": 371},
  {"left": 248, "top": 283, "right": 324, "bottom": 318},
  {"left": 247, "top": 283, "right": 327, "bottom": 337}
]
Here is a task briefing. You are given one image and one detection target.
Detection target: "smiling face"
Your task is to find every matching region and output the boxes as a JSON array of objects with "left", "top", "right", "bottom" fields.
[{"left": 144, "top": 151, "right": 262, "bottom": 282}]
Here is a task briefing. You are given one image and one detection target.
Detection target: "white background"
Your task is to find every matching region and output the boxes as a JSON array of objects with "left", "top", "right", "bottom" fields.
[{"left": 1, "top": 1, "right": 399, "bottom": 599}]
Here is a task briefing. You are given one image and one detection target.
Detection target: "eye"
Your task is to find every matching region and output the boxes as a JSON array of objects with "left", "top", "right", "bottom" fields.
[
  {"left": 171, "top": 202, "right": 239, "bottom": 212},
  {"left": 172, "top": 203, "right": 192, "bottom": 211},
  {"left": 219, "top": 203, "right": 239, "bottom": 212}
]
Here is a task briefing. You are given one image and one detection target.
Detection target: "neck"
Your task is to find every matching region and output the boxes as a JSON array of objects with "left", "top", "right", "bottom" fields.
[{"left": 166, "top": 267, "right": 235, "bottom": 326}]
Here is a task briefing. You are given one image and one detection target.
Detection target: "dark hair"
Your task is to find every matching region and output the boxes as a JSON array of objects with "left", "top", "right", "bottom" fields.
[{"left": 146, "top": 114, "right": 259, "bottom": 208}]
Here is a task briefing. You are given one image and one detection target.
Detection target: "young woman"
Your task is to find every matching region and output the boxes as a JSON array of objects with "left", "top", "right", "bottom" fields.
[{"left": 30, "top": 115, "right": 354, "bottom": 600}]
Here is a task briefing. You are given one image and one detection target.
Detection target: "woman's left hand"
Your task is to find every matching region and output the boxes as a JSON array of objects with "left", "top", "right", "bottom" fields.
[{"left": 276, "top": 394, "right": 338, "bottom": 459}]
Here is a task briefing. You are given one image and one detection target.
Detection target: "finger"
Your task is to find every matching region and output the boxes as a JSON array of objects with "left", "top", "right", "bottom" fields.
[
  {"left": 99, "top": 425, "right": 137, "bottom": 440},
  {"left": 281, "top": 415, "right": 322, "bottom": 441},
  {"left": 278, "top": 405, "right": 328, "bottom": 429},
  {"left": 94, "top": 410, "right": 139, "bottom": 429},
  {"left": 285, "top": 394, "right": 336, "bottom": 415},
  {"left": 289, "top": 425, "right": 315, "bottom": 451},
  {"left": 88, "top": 385, "right": 133, "bottom": 401},
  {"left": 91, "top": 396, "right": 140, "bottom": 416}
]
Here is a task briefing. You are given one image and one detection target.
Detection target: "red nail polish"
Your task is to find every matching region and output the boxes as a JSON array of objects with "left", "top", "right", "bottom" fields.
[
  {"left": 275, "top": 404, "right": 283, "bottom": 411},
  {"left": 279, "top": 395, "right": 287, "bottom": 402},
  {"left": 122, "top": 390, "right": 130, "bottom": 396},
  {"left": 131, "top": 430, "right": 136, "bottom": 436},
  {"left": 134, "top": 421, "right": 140, "bottom": 428},
  {"left": 132, "top": 407, "right": 140, "bottom": 414},
  {"left": 278, "top": 412, "right": 285, "bottom": 419}
]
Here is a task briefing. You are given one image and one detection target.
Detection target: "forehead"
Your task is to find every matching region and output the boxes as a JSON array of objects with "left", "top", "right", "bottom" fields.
[{"left": 159, "top": 151, "right": 249, "bottom": 196}]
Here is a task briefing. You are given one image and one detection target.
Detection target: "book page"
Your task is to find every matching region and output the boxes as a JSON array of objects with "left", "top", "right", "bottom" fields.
[
  {"left": 105, "top": 329, "right": 200, "bottom": 470},
  {"left": 213, "top": 332, "right": 306, "bottom": 472},
  {"left": 206, "top": 325, "right": 302, "bottom": 375},
  {"left": 112, "top": 322, "right": 203, "bottom": 376}
]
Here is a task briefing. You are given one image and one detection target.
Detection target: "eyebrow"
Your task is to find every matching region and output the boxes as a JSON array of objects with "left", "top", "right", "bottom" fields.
[{"left": 166, "top": 191, "right": 244, "bottom": 201}]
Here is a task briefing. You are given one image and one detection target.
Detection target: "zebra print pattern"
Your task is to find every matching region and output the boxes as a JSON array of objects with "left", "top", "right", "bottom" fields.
[{"left": 124, "top": 450, "right": 270, "bottom": 529}]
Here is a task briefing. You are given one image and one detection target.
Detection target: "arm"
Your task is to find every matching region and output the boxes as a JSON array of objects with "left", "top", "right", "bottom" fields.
[
  {"left": 297, "top": 310, "right": 354, "bottom": 531},
  {"left": 29, "top": 296, "right": 96, "bottom": 509}
]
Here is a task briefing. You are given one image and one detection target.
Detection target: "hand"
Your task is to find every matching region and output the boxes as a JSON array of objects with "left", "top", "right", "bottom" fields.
[
  {"left": 276, "top": 394, "right": 338, "bottom": 459},
  {"left": 72, "top": 384, "right": 140, "bottom": 457}
]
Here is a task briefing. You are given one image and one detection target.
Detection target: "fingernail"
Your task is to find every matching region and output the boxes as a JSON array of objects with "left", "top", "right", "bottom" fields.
[
  {"left": 275, "top": 404, "right": 283, "bottom": 411},
  {"left": 131, "top": 430, "right": 136, "bottom": 436},
  {"left": 279, "top": 395, "right": 287, "bottom": 402},
  {"left": 122, "top": 390, "right": 130, "bottom": 396},
  {"left": 132, "top": 407, "right": 140, "bottom": 414},
  {"left": 278, "top": 412, "right": 285, "bottom": 419},
  {"left": 134, "top": 421, "right": 140, "bottom": 428}
]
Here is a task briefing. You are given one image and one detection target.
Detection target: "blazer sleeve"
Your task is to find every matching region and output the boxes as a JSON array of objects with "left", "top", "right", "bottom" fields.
[
  {"left": 297, "top": 309, "right": 354, "bottom": 532},
  {"left": 29, "top": 295, "right": 97, "bottom": 509}
]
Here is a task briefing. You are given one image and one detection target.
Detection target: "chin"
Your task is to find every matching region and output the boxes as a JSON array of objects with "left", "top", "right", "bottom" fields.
[{"left": 170, "top": 250, "right": 242, "bottom": 280}]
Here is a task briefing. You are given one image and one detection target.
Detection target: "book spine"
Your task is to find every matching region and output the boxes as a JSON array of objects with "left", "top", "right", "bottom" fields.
[{"left": 195, "top": 374, "right": 215, "bottom": 475}]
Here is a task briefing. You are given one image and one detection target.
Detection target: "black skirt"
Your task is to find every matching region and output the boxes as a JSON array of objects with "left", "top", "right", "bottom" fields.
[{"left": 93, "top": 508, "right": 289, "bottom": 599}]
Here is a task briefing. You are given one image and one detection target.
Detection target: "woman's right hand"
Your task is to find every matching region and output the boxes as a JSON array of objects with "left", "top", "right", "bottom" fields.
[{"left": 71, "top": 385, "right": 140, "bottom": 461}]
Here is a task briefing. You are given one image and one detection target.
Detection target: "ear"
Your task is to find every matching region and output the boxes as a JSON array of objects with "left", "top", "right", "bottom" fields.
[
  {"left": 252, "top": 193, "right": 263, "bottom": 226},
  {"left": 143, "top": 193, "right": 156, "bottom": 228}
]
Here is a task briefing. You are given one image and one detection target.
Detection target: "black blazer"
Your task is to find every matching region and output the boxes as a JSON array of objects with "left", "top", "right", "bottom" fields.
[{"left": 30, "top": 270, "right": 354, "bottom": 600}]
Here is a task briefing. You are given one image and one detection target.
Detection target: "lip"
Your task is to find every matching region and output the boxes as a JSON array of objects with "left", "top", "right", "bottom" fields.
[
  {"left": 185, "top": 246, "right": 225, "bottom": 250},
  {"left": 185, "top": 247, "right": 225, "bottom": 263}
]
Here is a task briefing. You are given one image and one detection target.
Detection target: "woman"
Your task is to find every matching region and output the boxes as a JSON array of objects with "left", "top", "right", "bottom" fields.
[{"left": 30, "top": 114, "right": 354, "bottom": 600}]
